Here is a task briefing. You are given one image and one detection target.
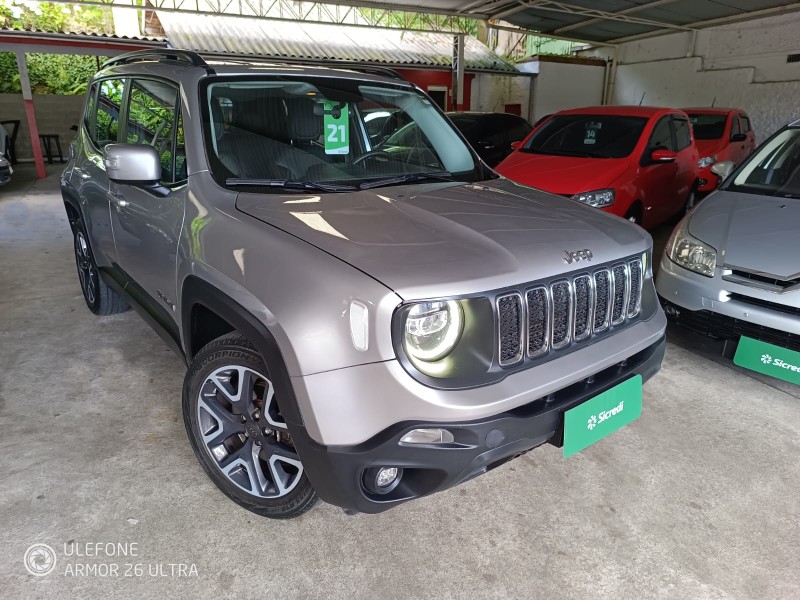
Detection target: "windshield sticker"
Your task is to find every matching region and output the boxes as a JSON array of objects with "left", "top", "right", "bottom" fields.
[
  {"left": 323, "top": 101, "right": 349, "bottom": 155},
  {"left": 584, "top": 121, "right": 601, "bottom": 145}
]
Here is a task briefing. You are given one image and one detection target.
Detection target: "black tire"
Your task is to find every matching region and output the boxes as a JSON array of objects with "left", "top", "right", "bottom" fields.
[
  {"left": 624, "top": 202, "right": 643, "bottom": 226},
  {"left": 683, "top": 186, "right": 698, "bottom": 215},
  {"left": 72, "top": 219, "right": 128, "bottom": 315},
  {"left": 183, "top": 332, "right": 319, "bottom": 519}
]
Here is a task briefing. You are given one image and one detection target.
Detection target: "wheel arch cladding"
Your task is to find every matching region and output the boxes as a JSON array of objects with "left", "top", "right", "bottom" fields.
[
  {"left": 180, "top": 275, "right": 306, "bottom": 429},
  {"left": 61, "top": 190, "right": 82, "bottom": 233}
]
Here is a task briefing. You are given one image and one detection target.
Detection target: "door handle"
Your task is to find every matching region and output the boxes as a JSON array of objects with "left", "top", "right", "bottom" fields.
[{"left": 110, "top": 192, "right": 129, "bottom": 208}]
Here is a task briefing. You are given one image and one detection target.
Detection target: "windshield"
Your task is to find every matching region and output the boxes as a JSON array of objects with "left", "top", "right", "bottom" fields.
[
  {"left": 520, "top": 114, "right": 647, "bottom": 159},
  {"left": 687, "top": 113, "right": 727, "bottom": 140},
  {"left": 202, "top": 77, "right": 483, "bottom": 190},
  {"left": 729, "top": 128, "right": 800, "bottom": 198}
]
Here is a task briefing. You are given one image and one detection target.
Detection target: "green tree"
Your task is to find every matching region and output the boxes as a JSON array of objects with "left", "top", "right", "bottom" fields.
[{"left": 0, "top": 52, "right": 105, "bottom": 94}]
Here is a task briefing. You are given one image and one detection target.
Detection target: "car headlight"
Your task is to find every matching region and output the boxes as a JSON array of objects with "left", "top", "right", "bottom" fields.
[
  {"left": 571, "top": 189, "right": 615, "bottom": 208},
  {"left": 403, "top": 300, "right": 463, "bottom": 362},
  {"left": 667, "top": 219, "right": 717, "bottom": 277},
  {"left": 698, "top": 155, "right": 717, "bottom": 168}
]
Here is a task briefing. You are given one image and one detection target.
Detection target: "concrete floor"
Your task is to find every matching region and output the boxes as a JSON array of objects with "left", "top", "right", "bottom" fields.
[{"left": 1, "top": 166, "right": 799, "bottom": 600}]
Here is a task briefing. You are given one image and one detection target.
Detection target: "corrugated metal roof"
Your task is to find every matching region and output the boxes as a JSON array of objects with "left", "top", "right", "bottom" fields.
[
  {"left": 317, "top": 0, "right": 800, "bottom": 44},
  {"left": 158, "top": 13, "right": 518, "bottom": 73},
  {"left": 0, "top": 28, "right": 165, "bottom": 53}
]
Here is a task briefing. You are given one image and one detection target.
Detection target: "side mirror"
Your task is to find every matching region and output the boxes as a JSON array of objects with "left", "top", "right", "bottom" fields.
[
  {"left": 104, "top": 144, "right": 161, "bottom": 184},
  {"left": 711, "top": 160, "right": 735, "bottom": 181},
  {"left": 510, "top": 140, "right": 522, "bottom": 150},
  {"left": 731, "top": 133, "right": 747, "bottom": 142},
  {"left": 649, "top": 148, "right": 677, "bottom": 163}
]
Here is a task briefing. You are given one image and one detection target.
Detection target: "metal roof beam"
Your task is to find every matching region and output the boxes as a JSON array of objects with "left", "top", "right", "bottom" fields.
[
  {"left": 490, "top": 0, "right": 695, "bottom": 32},
  {"left": 38, "top": 0, "right": 484, "bottom": 33},
  {"left": 608, "top": 2, "right": 800, "bottom": 44},
  {"left": 554, "top": 0, "right": 683, "bottom": 34}
]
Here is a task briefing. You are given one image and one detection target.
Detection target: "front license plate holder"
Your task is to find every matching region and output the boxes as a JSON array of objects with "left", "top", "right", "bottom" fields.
[{"left": 562, "top": 375, "right": 643, "bottom": 457}]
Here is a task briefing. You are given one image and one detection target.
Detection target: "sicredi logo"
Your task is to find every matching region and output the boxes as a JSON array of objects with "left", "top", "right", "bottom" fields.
[
  {"left": 586, "top": 401, "right": 624, "bottom": 430},
  {"left": 761, "top": 353, "right": 800, "bottom": 372}
]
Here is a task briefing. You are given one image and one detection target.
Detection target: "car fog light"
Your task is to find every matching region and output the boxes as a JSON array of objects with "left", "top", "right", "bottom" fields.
[
  {"left": 363, "top": 466, "right": 403, "bottom": 494},
  {"left": 399, "top": 428, "right": 455, "bottom": 445},
  {"left": 377, "top": 467, "right": 399, "bottom": 488}
]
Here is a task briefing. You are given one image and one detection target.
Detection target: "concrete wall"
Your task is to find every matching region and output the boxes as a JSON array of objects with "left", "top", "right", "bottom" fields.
[
  {"left": 470, "top": 74, "right": 533, "bottom": 119},
  {"left": 0, "top": 94, "right": 85, "bottom": 161},
  {"left": 582, "top": 13, "right": 800, "bottom": 138},
  {"left": 532, "top": 61, "right": 605, "bottom": 123}
]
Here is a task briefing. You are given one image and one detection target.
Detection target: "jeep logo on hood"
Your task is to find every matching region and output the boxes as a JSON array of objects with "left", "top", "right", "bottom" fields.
[{"left": 563, "top": 249, "right": 594, "bottom": 264}]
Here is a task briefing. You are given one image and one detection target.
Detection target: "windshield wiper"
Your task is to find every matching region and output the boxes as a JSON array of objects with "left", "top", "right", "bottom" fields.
[
  {"left": 225, "top": 178, "right": 357, "bottom": 192},
  {"left": 359, "top": 171, "right": 454, "bottom": 190}
]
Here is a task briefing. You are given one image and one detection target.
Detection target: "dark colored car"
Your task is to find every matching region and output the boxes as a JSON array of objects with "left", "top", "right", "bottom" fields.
[{"left": 447, "top": 112, "right": 533, "bottom": 167}]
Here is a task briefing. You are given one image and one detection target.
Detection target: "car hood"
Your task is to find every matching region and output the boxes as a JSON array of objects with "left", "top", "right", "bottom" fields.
[
  {"left": 495, "top": 153, "right": 631, "bottom": 195},
  {"left": 695, "top": 139, "right": 725, "bottom": 159},
  {"left": 689, "top": 191, "right": 800, "bottom": 279},
  {"left": 236, "top": 178, "right": 650, "bottom": 299}
]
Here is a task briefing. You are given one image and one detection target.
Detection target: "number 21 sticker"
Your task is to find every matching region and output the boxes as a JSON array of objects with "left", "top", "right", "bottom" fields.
[{"left": 323, "top": 102, "right": 349, "bottom": 155}]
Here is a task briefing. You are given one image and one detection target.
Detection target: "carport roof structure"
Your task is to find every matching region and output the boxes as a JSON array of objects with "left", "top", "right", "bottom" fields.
[{"left": 340, "top": 0, "right": 800, "bottom": 43}]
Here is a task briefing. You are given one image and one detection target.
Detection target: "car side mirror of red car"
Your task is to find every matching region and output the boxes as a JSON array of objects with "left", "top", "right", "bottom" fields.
[
  {"left": 510, "top": 140, "right": 522, "bottom": 150},
  {"left": 649, "top": 148, "right": 677, "bottom": 163},
  {"left": 731, "top": 133, "right": 747, "bottom": 142}
]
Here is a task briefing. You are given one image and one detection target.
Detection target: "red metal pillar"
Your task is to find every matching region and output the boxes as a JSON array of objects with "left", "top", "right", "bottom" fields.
[{"left": 16, "top": 50, "right": 46, "bottom": 179}]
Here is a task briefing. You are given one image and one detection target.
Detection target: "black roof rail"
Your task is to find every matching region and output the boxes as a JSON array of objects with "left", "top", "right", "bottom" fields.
[
  {"left": 329, "top": 63, "right": 406, "bottom": 81},
  {"left": 102, "top": 49, "right": 214, "bottom": 73}
]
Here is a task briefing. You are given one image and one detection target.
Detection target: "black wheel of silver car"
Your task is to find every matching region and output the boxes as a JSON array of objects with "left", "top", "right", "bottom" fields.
[
  {"left": 72, "top": 220, "right": 128, "bottom": 315},
  {"left": 183, "top": 332, "right": 318, "bottom": 519}
]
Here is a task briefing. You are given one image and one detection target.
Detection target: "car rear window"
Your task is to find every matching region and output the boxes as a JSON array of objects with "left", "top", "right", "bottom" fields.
[
  {"left": 687, "top": 114, "right": 727, "bottom": 140},
  {"left": 520, "top": 114, "right": 648, "bottom": 159}
]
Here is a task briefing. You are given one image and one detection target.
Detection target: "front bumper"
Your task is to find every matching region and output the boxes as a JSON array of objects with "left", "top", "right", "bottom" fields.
[
  {"left": 656, "top": 254, "right": 800, "bottom": 353},
  {"left": 696, "top": 167, "right": 718, "bottom": 193},
  {"left": 292, "top": 336, "right": 665, "bottom": 514}
]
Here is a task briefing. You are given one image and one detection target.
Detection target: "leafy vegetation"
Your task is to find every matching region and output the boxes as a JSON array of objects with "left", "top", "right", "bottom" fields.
[
  {"left": 0, "top": 1, "right": 113, "bottom": 33},
  {"left": 0, "top": 52, "right": 105, "bottom": 94},
  {"left": 0, "top": 1, "right": 113, "bottom": 94}
]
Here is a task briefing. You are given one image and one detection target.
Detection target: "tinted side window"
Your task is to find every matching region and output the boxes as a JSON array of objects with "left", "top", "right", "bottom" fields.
[
  {"left": 740, "top": 114, "right": 752, "bottom": 133},
  {"left": 671, "top": 117, "right": 692, "bottom": 150},
  {"left": 509, "top": 117, "right": 533, "bottom": 144},
  {"left": 84, "top": 82, "right": 97, "bottom": 136},
  {"left": 125, "top": 79, "right": 179, "bottom": 183},
  {"left": 730, "top": 116, "right": 741, "bottom": 137},
  {"left": 648, "top": 116, "right": 675, "bottom": 151},
  {"left": 94, "top": 79, "right": 125, "bottom": 147},
  {"left": 174, "top": 112, "right": 187, "bottom": 182}
]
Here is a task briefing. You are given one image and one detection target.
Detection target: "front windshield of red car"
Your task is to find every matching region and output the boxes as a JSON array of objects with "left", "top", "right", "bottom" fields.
[
  {"left": 687, "top": 114, "right": 727, "bottom": 140},
  {"left": 520, "top": 114, "right": 648, "bottom": 159}
]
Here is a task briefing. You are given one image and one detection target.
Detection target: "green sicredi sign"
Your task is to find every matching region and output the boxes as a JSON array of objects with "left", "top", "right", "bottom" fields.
[
  {"left": 563, "top": 375, "right": 642, "bottom": 457},
  {"left": 734, "top": 336, "right": 800, "bottom": 386}
]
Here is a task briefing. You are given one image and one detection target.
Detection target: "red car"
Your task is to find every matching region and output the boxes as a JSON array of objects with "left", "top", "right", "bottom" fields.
[
  {"left": 683, "top": 108, "right": 757, "bottom": 192},
  {"left": 496, "top": 106, "right": 699, "bottom": 229}
]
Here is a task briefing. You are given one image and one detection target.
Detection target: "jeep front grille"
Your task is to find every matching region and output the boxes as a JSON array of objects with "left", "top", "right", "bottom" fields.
[{"left": 497, "top": 257, "right": 644, "bottom": 367}]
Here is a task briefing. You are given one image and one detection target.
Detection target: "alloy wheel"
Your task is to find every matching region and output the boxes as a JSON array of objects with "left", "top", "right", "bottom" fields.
[
  {"left": 196, "top": 366, "right": 303, "bottom": 499},
  {"left": 74, "top": 231, "right": 97, "bottom": 305}
]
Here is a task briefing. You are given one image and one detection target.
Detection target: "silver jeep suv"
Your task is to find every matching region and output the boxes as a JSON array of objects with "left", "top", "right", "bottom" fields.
[{"left": 62, "top": 50, "right": 666, "bottom": 518}]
